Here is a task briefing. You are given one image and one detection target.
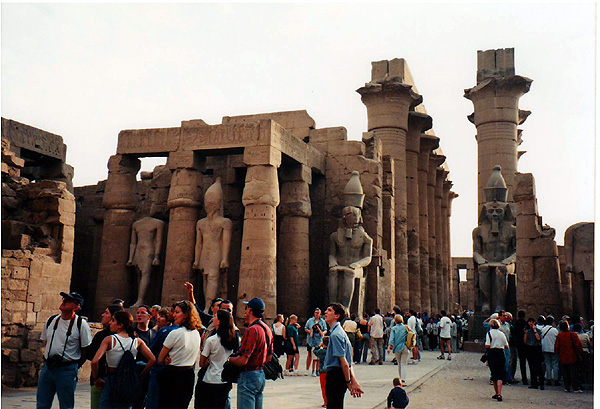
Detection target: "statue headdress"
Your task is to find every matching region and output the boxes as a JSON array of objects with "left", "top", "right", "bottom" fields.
[
  {"left": 343, "top": 171, "right": 364, "bottom": 209},
  {"left": 484, "top": 165, "right": 508, "bottom": 203},
  {"left": 204, "top": 177, "right": 224, "bottom": 216}
]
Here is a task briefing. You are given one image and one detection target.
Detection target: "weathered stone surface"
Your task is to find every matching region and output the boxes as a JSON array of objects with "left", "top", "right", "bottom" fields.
[{"left": 564, "top": 222, "right": 594, "bottom": 319}]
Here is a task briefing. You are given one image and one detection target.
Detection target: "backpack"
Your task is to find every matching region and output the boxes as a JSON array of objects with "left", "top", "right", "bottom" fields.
[
  {"left": 405, "top": 326, "right": 416, "bottom": 349},
  {"left": 109, "top": 336, "right": 141, "bottom": 405}
]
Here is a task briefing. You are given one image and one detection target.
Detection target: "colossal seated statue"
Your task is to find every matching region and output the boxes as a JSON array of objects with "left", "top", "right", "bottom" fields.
[
  {"left": 472, "top": 166, "right": 516, "bottom": 313},
  {"left": 328, "top": 171, "right": 373, "bottom": 311}
]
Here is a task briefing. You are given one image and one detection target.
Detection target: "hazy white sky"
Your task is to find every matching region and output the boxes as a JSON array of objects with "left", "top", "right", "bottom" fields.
[{"left": 2, "top": 3, "right": 595, "bottom": 257}]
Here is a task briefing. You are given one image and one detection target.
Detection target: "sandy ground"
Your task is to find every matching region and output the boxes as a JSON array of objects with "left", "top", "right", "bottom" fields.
[{"left": 402, "top": 351, "right": 594, "bottom": 409}]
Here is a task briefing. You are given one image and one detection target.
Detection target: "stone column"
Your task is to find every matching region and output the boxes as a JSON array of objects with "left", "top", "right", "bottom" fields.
[
  {"left": 161, "top": 151, "right": 203, "bottom": 306},
  {"left": 464, "top": 48, "right": 532, "bottom": 210},
  {"left": 447, "top": 190, "right": 459, "bottom": 307},
  {"left": 418, "top": 134, "right": 439, "bottom": 315},
  {"left": 406, "top": 112, "right": 432, "bottom": 311},
  {"left": 441, "top": 178, "right": 451, "bottom": 311},
  {"left": 236, "top": 145, "right": 281, "bottom": 323},
  {"left": 357, "top": 63, "right": 422, "bottom": 310},
  {"left": 94, "top": 154, "right": 140, "bottom": 317},
  {"left": 434, "top": 166, "right": 445, "bottom": 312},
  {"left": 428, "top": 154, "right": 445, "bottom": 313},
  {"left": 382, "top": 155, "right": 396, "bottom": 306},
  {"left": 277, "top": 164, "right": 311, "bottom": 318}
]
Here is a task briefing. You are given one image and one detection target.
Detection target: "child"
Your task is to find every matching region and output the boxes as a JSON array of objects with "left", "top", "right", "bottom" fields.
[
  {"left": 387, "top": 378, "right": 409, "bottom": 409},
  {"left": 284, "top": 314, "right": 300, "bottom": 375},
  {"left": 312, "top": 336, "right": 329, "bottom": 408}
]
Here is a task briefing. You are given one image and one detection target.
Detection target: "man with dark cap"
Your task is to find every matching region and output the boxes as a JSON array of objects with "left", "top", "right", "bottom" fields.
[
  {"left": 37, "top": 292, "right": 92, "bottom": 409},
  {"left": 229, "top": 297, "right": 273, "bottom": 409}
]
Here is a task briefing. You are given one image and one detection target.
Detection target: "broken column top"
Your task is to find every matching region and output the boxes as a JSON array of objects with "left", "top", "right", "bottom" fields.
[{"left": 477, "top": 48, "right": 515, "bottom": 84}]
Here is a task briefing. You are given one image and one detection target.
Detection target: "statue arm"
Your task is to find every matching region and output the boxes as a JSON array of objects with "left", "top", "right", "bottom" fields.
[
  {"left": 220, "top": 219, "right": 233, "bottom": 270},
  {"left": 127, "top": 225, "right": 137, "bottom": 266},
  {"left": 502, "top": 229, "right": 517, "bottom": 265},
  {"left": 564, "top": 227, "right": 575, "bottom": 272},
  {"left": 328, "top": 233, "right": 338, "bottom": 269},
  {"left": 152, "top": 222, "right": 165, "bottom": 266},
  {"left": 350, "top": 234, "right": 373, "bottom": 269},
  {"left": 472, "top": 228, "right": 487, "bottom": 265},
  {"left": 193, "top": 222, "right": 203, "bottom": 270}
]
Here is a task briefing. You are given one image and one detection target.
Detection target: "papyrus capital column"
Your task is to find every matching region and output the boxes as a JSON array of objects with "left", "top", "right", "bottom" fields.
[
  {"left": 406, "top": 112, "right": 432, "bottom": 311},
  {"left": 95, "top": 154, "right": 140, "bottom": 317},
  {"left": 419, "top": 134, "right": 439, "bottom": 314},
  {"left": 237, "top": 145, "right": 281, "bottom": 323},
  {"left": 434, "top": 167, "right": 446, "bottom": 312},
  {"left": 161, "top": 151, "right": 203, "bottom": 305},
  {"left": 447, "top": 190, "right": 459, "bottom": 307},
  {"left": 428, "top": 153, "right": 444, "bottom": 313},
  {"left": 357, "top": 61, "right": 422, "bottom": 309},
  {"left": 441, "top": 177, "right": 451, "bottom": 311},
  {"left": 277, "top": 164, "right": 311, "bottom": 318}
]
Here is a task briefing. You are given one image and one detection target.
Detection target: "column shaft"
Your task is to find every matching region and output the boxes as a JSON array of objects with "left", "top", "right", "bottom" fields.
[
  {"left": 434, "top": 168, "right": 444, "bottom": 312},
  {"left": 427, "top": 159, "right": 438, "bottom": 313},
  {"left": 418, "top": 148, "right": 431, "bottom": 314}
]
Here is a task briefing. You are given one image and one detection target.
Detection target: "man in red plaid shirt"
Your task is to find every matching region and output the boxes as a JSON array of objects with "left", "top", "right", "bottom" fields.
[{"left": 229, "top": 297, "right": 273, "bottom": 408}]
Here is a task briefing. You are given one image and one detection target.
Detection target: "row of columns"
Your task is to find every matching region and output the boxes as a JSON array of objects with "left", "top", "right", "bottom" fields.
[{"left": 357, "top": 62, "right": 457, "bottom": 314}]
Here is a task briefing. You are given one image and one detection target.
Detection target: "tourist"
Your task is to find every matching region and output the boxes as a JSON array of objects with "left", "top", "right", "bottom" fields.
[
  {"left": 369, "top": 308, "right": 385, "bottom": 365},
  {"left": 387, "top": 315, "right": 409, "bottom": 387},
  {"left": 195, "top": 309, "right": 240, "bottom": 409},
  {"left": 305, "top": 308, "right": 326, "bottom": 376},
  {"left": 485, "top": 318, "right": 509, "bottom": 402},
  {"left": 460, "top": 312, "right": 469, "bottom": 349},
  {"left": 323, "top": 302, "right": 363, "bottom": 408},
  {"left": 146, "top": 308, "right": 178, "bottom": 409},
  {"left": 504, "top": 312, "right": 518, "bottom": 382},
  {"left": 356, "top": 313, "right": 370, "bottom": 363},
  {"left": 227, "top": 297, "right": 273, "bottom": 409},
  {"left": 405, "top": 310, "right": 419, "bottom": 364},
  {"left": 555, "top": 320, "right": 584, "bottom": 393},
  {"left": 514, "top": 310, "right": 529, "bottom": 384},
  {"left": 540, "top": 315, "right": 560, "bottom": 387},
  {"left": 498, "top": 311, "right": 514, "bottom": 384},
  {"left": 157, "top": 300, "right": 203, "bottom": 408},
  {"left": 150, "top": 305, "right": 161, "bottom": 329},
  {"left": 112, "top": 299, "right": 125, "bottom": 307},
  {"left": 573, "top": 322, "right": 592, "bottom": 389},
  {"left": 386, "top": 378, "right": 409, "bottom": 409},
  {"left": 91, "top": 310, "right": 156, "bottom": 409},
  {"left": 312, "top": 337, "right": 329, "bottom": 408},
  {"left": 426, "top": 317, "right": 438, "bottom": 351},
  {"left": 87, "top": 304, "right": 124, "bottom": 409},
  {"left": 272, "top": 314, "right": 286, "bottom": 358},
  {"left": 437, "top": 310, "right": 452, "bottom": 360},
  {"left": 184, "top": 281, "right": 219, "bottom": 328},
  {"left": 37, "top": 292, "right": 93, "bottom": 409},
  {"left": 284, "top": 314, "right": 300, "bottom": 375},
  {"left": 524, "top": 317, "right": 544, "bottom": 390},
  {"left": 343, "top": 313, "right": 359, "bottom": 365},
  {"left": 450, "top": 315, "right": 459, "bottom": 357},
  {"left": 133, "top": 305, "right": 156, "bottom": 408}
]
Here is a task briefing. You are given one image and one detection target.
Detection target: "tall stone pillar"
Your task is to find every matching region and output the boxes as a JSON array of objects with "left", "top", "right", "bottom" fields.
[
  {"left": 428, "top": 154, "right": 445, "bottom": 313},
  {"left": 406, "top": 112, "right": 432, "bottom": 311},
  {"left": 418, "top": 135, "right": 439, "bottom": 314},
  {"left": 94, "top": 154, "right": 140, "bottom": 317},
  {"left": 161, "top": 151, "right": 203, "bottom": 305},
  {"left": 277, "top": 164, "right": 311, "bottom": 318},
  {"left": 236, "top": 145, "right": 281, "bottom": 323},
  {"left": 447, "top": 190, "right": 459, "bottom": 307},
  {"left": 441, "top": 178, "right": 451, "bottom": 310},
  {"left": 464, "top": 48, "right": 532, "bottom": 210},
  {"left": 435, "top": 167, "right": 445, "bottom": 312},
  {"left": 357, "top": 60, "right": 422, "bottom": 309}
]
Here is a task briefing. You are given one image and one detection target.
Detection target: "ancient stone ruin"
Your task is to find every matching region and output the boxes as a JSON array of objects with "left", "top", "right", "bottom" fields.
[{"left": 1, "top": 122, "right": 76, "bottom": 387}]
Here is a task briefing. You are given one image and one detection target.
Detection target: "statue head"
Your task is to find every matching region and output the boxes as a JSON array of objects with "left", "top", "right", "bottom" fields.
[
  {"left": 342, "top": 206, "right": 362, "bottom": 227},
  {"left": 204, "top": 177, "right": 224, "bottom": 217},
  {"left": 478, "top": 165, "right": 514, "bottom": 228}
]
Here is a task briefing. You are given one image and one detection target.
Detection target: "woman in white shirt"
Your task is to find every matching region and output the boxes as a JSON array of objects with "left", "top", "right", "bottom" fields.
[
  {"left": 195, "top": 309, "right": 240, "bottom": 409},
  {"left": 157, "top": 300, "right": 203, "bottom": 408},
  {"left": 272, "top": 314, "right": 286, "bottom": 358},
  {"left": 485, "top": 319, "right": 509, "bottom": 402},
  {"left": 91, "top": 311, "right": 156, "bottom": 409}
]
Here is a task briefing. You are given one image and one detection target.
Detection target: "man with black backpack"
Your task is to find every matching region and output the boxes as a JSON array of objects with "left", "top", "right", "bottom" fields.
[{"left": 36, "top": 291, "right": 92, "bottom": 409}]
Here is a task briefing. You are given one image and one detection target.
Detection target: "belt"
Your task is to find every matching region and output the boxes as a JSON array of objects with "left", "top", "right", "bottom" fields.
[{"left": 242, "top": 366, "right": 263, "bottom": 372}]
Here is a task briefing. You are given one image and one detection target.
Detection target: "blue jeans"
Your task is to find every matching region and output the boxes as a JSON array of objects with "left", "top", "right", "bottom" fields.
[
  {"left": 36, "top": 362, "right": 78, "bottom": 409},
  {"left": 99, "top": 375, "right": 132, "bottom": 409},
  {"left": 543, "top": 352, "right": 559, "bottom": 381},
  {"left": 145, "top": 365, "right": 162, "bottom": 409},
  {"left": 504, "top": 348, "right": 513, "bottom": 382},
  {"left": 237, "top": 370, "right": 265, "bottom": 409}
]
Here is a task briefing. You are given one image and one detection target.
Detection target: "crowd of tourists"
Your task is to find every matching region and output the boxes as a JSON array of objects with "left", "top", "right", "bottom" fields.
[{"left": 482, "top": 310, "right": 593, "bottom": 402}]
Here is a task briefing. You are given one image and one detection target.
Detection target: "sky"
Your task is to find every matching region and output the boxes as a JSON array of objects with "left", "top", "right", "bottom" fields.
[{"left": 1, "top": 3, "right": 595, "bottom": 257}]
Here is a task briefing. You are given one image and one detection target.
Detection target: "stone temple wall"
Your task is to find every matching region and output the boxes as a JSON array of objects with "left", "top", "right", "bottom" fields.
[{"left": 2, "top": 137, "right": 76, "bottom": 387}]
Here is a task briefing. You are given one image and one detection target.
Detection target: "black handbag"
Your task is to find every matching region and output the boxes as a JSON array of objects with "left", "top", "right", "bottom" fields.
[
  {"left": 480, "top": 350, "right": 488, "bottom": 363},
  {"left": 221, "top": 355, "right": 242, "bottom": 383}
]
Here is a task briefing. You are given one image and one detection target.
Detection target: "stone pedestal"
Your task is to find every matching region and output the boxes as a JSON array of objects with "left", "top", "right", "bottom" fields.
[
  {"left": 357, "top": 62, "right": 422, "bottom": 309},
  {"left": 161, "top": 151, "right": 202, "bottom": 306},
  {"left": 277, "top": 164, "right": 311, "bottom": 318},
  {"left": 94, "top": 154, "right": 140, "bottom": 317},
  {"left": 418, "top": 135, "right": 439, "bottom": 314},
  {"left": 406, "top": 112, "right": 432, "bottom": 311},
  {"left": 237, "top": 149, "right": 281, "bottom": 322}
]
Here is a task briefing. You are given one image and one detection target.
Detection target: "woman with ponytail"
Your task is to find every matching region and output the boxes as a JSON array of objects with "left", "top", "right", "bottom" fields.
[
  {"left": 91, "top": 311, "right": 156, "bottom": 409},
  {"left": 195, "top": 309, "right": 240, "bottom": 408}
]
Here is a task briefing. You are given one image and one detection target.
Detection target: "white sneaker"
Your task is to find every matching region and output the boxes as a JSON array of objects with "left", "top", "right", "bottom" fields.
[{"left": 408, "top": 359, "right": 417, "bottom": 365}]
